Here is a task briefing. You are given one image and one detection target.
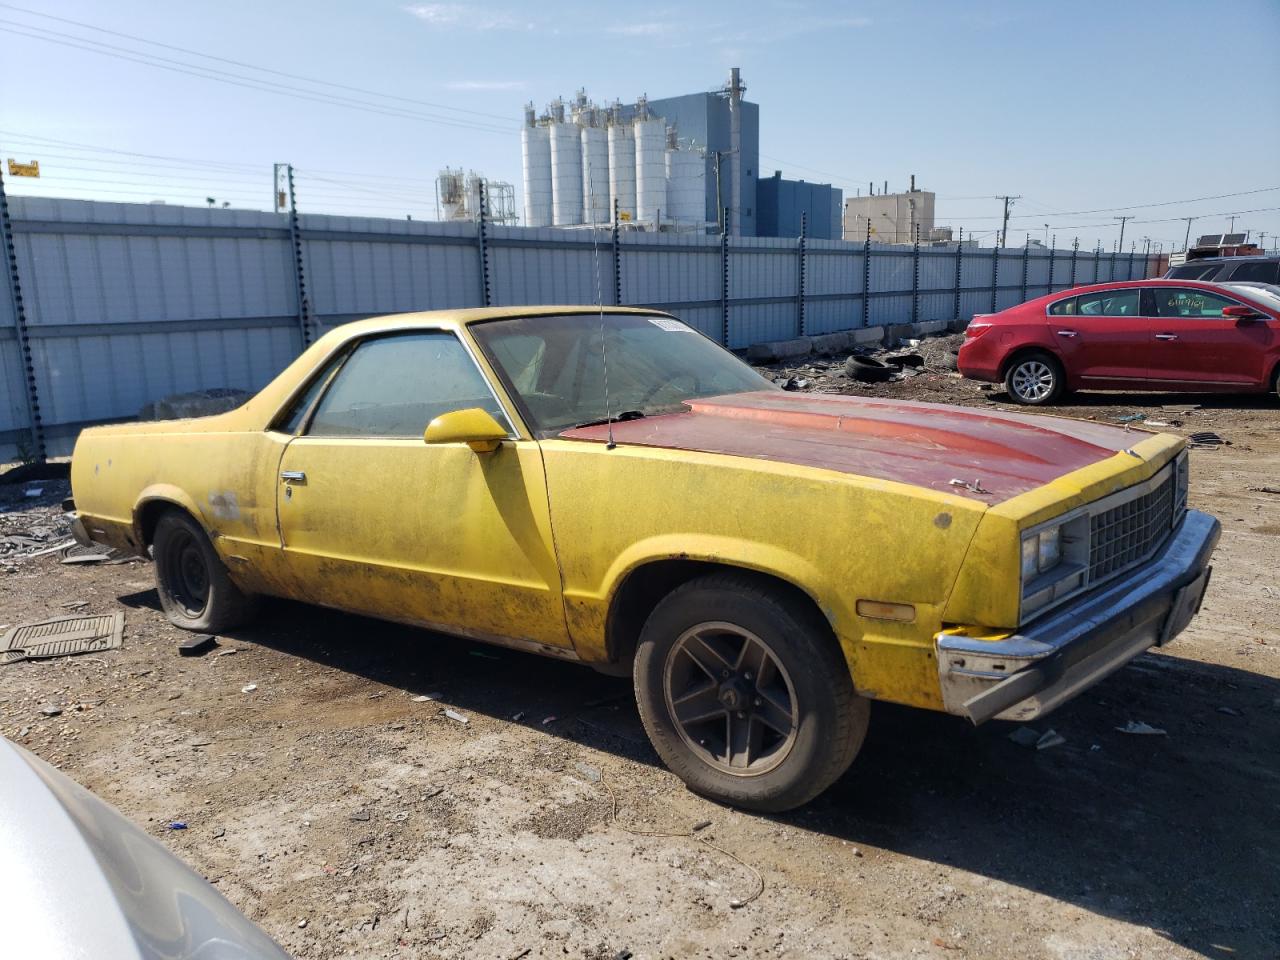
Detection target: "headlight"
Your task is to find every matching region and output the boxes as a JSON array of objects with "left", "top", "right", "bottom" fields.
[{"left": 1022, "top": 525, "right": 1063, "bottom": 578}]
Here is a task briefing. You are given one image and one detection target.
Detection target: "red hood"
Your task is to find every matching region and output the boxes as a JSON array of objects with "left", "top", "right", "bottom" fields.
[{"left": 558, "top": 391, "right": 1139, "bottom": 503}]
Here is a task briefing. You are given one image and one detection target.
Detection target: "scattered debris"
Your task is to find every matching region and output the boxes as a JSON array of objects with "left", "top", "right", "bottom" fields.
[
  {"left": 168, "top": 821, "right": 187, "bottom": 830},
  {"left": 1114, "top": 412, "right": 1146, "bottom": 423},
  {"left": 1007, "top": 726, "right": 1041, "bottom": 748},
  {"left": 692, "top": 820, "right": 713, "bottom": 832},
  {"left": 59, "top": 542, "right": 131, "bottom": 565},
  {"left": 511, "top": 711, "right": 526, "bottom": 722},
  {"left": 541, "top": 715, "right": 557, "bottom": 725},
  {"left": 1188, "top": 431, "right": 1227, "bottom": 448},
  {"left": 412, "top": 692, "right": 443, "bottom": 702},
  {"left": 1036, "top": 729, "right": 1065, "bottom": 751},
  {"left": 350, "top": 810, "right": 371, "bottom": 822},
  {"left": 1144, "top": 420, "right": 1172, "bottom": 428},
  {"left": 212, "top": 826, "right": 225, "bottom": 839},
  {"left": 948, "top": 477, "right": 991, "bottom": 495},
  {"left": 1249, "top": 485, "right": 1280, "bottom": 495},
  {"left": 0, "top": 612, "right": 124, "bottom": 664},
  {"left": 1217, "top": 706, "right": 1242, "bottom": 717},
  {"left": 296, "top": 920, "right": 307, "bottom": 929},
  {"left": 444, "top": 708, "right": 469, "bottom": 725},
  {"left": 1115, "top": 720, "right": 1167, "bottom": 735},
  {"left": 844, "top": 355, "right": 896, "bottom": 383},
  {"left": 178, "top": 634, "right": 219, "bottom": 657},
  {"left": 574, "top": 762, "right": 602, "bottom": 783},
  {"left": 40, "top": 703, "right": 63, "bottom": 717},
  {"left": 241, "top": 684, "right": 258, "bottom": 694}
]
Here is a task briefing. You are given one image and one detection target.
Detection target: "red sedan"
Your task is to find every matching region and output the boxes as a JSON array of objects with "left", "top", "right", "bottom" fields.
[{"left": 957, "top": 280, "right": 1280, "bottom": 405}]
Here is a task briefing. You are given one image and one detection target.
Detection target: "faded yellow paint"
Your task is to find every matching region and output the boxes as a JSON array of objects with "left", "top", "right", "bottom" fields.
[{"left": 70, "top": 306, "right": 1186, "bottom": 713}]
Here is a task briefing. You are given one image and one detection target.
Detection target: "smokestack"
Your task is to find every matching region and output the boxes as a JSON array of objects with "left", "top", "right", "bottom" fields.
[
  {"left": 910, "top": 173, "right": 915, "bottom": 192},
  {"left": 884, "top": 180, "right": 888, "bottom": 195},
  {"left": 869, "top": 181, "right": 873, "bottom": 196}
]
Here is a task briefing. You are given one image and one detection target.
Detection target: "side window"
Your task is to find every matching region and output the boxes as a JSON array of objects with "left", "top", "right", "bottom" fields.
[
  {"left": 1152, "top": 288, "right": 1237, "bottom": 319},
  {"left": 1075, "top": 289, "right": 1140, "bottom": 317},
  {"left": 306, "top": 332, "right": 509, "bottom": 438},
  {"left": 1226, "top": 261, "right": 1280, "bottom": 284},
  {"left": 1048, "top": 297, "right": 1077, "bottom": 315},
  {"left": 275, "top": 351, "right": 347, "bottom": 434},
  {"left": 1167, "top": 263, "right": 1221, "bottom": 281}
]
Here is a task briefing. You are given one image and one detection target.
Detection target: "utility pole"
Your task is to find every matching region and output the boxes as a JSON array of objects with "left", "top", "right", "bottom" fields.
[
  {"left": 1115, "top": 215, "right": 1132, "bottom": 255},
  {"left": 1181, "top": 217, "right": 1196, "bottom": 252},
  {"left": 994, "top": 195, "right": 1021, "bottom": 248},
  {"left": 1227, "top": 214, "right": 1237, "bottom": 234}
]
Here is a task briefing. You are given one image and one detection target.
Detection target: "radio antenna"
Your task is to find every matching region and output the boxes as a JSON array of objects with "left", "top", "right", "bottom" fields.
[{"left": 586, "top": 148, "right": 616, "bottom": 449}]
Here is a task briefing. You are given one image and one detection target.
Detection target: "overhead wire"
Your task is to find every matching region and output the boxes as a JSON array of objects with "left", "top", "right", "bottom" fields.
[
  {"left": 0, "top": 1, "right": 517, "bottom": 124},
  {"left": 0, "top": 20, "right": 514, "bottom": 136}
]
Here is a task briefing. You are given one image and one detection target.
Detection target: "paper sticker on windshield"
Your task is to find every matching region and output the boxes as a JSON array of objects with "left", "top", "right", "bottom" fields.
[{"left": 647, "top": 317, "right": 693, "bottom": 332}]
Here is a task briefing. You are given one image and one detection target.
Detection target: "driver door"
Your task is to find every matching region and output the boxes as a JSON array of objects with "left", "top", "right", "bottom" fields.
[{"left": 274, "top": 329, "right": 570, "bottom": 651}]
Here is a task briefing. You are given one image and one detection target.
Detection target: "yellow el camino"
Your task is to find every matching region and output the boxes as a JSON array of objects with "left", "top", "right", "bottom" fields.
[{"left": 69, "top": 307, "right": 1220, "bottom": 810}]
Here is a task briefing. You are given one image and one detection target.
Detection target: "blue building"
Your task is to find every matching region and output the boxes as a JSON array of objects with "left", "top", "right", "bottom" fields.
[{"left": 756, "top": 172, "right": 843, "bottom": 240}]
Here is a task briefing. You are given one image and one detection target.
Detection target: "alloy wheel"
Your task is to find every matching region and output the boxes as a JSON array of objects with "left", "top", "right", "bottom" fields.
[
  {"left": 1010, "top": 360, "right": 1056, "bottom": 402},
  {"left": 663, "top": 621, "right": 800, "bottom": 776}
]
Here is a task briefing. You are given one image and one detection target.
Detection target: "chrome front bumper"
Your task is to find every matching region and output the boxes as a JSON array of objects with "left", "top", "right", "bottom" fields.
[{"left": 936, "top": 509, "right": 1220, "bottom": 725}]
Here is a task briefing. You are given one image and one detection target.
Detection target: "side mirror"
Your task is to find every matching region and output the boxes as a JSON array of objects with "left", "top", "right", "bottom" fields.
[
  {"left": 1222, "top": 304, "right": 1263, "bottom": 320},
  {"left": 424, "top": 408, "right": 509, "bottom": 453}
]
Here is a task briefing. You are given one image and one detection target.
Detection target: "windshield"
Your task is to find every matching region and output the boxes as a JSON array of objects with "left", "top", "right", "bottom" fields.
[
  {"left": 1224, "top": 283, "right": 1280, "bottom": 311},
  {"left": 471, "top": 312, "right": 773, "bottom": 435}
]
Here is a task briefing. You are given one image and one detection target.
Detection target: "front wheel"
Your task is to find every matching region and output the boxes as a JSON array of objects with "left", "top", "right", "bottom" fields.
[
  {"left": 634, "top": 572, "right": 869, "bottom": 812},
  {"left": 1004, "top": 352, "right": 1065, "bottom": 405},
  {"left": 153, "top": 510, "right": 258, "bottom": 632}
]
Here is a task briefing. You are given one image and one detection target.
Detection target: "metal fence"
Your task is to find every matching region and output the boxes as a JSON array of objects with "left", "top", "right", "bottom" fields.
[{"left": 0, "top": 194, "right": 1163, "bottom": 459}]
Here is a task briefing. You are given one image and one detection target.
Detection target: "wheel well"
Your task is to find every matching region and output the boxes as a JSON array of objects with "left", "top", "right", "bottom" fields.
[
  {"left": 135, "top": 499, "right": 191, "bottom": 549},
  {"left": 604, "top": 559, "right": 833, "bottom": 672},
  {"left": 1000, "top": 345, "right": 1063, "bottom": 381}
]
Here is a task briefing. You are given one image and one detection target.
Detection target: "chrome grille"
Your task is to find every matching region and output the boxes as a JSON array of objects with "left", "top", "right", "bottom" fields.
[{"left": 1089, "top": 472, "right": 1175, "bottom": 580}]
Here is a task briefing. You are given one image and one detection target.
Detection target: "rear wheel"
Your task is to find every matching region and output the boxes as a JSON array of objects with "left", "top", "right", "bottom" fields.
[
  {"left": 153, "top": 510, "right": 258, "bottom": 632},
  {"left": 633, "top": 572, "right": 868, "bottom": 812},
  {"left": 1004, "top": 351, "right": 1065, "bottom": 405}
]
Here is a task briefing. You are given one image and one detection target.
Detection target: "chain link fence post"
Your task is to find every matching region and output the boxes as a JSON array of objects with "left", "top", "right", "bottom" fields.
[
  {"left": 797, "top": 211, "right": 807, "bottom": 337},
  {"left": 476, "top": 180, "right": 491, "bottom": 307},
  {"left": 720, "top": 206, "right": 730, "bottom": 346},
  {"left": 611, "top": 198, "right": 621, "bottom": 306},
  {"left": 861, "top": 218, "right": 872, "bottom": 328},
  {"left": 990, "top": 240, "right": 999, "bottom": 313},
  {"left": 0, "top": 166, "right": 44, "bottom": 461},
  {"left": 282, "top": 164, "right": 313, "bottom": 349},
  {"left": 1046, "top": 235, "right": 1056, "bottom": 294},
  {"left": 953, "top": 227, "right": 963, "bottom": 322},
  {"left": 910, "top": 222, "right": 921, "bottom": 325},
  {"left": 1070, "top": 238, "right": 1079, "bottom": 287}
]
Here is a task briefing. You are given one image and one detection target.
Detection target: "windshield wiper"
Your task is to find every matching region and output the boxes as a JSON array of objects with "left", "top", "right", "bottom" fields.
[{"left": 569, "top": 410, "right": 646, "bottom": 429}]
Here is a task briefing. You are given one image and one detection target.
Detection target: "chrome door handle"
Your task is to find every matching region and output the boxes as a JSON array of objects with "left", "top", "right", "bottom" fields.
[
  {"left": 1055, "top": 329, "right": 1078, "bottom": 338},
  {"left": 280, "top": 471, "right": 307, "bottom": 484},
  {"left": 1155, "top": 333, "right": 1179, "bottom": 341}
]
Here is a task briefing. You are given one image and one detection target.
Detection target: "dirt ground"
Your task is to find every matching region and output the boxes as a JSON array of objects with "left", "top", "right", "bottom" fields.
[{"left": 2, "top": 364, "right": 1278, "bottom": 960}]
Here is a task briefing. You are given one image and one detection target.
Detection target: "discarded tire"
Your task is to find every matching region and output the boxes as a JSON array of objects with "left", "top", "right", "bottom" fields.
[{"left": 844, "top": 356, "right": 896, "bottom": 383}]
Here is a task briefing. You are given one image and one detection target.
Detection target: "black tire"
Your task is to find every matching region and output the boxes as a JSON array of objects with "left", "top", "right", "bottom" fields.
[
  {"left": 153, "top": 510, "right": 258, "bottom": 632},
  {"left": 633, "top": 572, "right": 869, "bottom": 812},
  {"left": 844, "top": 355, "right": 896, "bottom": 383},
  {"left": 1003, "top": 351, "right": 1065, "bottom": 405}
]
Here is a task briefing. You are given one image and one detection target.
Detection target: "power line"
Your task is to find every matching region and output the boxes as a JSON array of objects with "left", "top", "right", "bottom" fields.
[
  {"left": 0, "top": 21, "right": 514, "bottom": 136},
  {"left": 0, "top": 2, "right": 517, "bottom": 124},
  {"left": 0, "top": 130, "right": 265, "bottom": 172},
  {"left": 941, "top": 185, "right": 1280, "bottom": 220}
]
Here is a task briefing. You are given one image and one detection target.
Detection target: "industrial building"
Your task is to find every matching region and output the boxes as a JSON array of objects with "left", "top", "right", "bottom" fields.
[
  {"left": 842, "top": 178, "right": 951, "bottom": 244},
  {"left": 519, "top": 69, "right": 842, "bottom": 239},
  {"left": 434, "top": 168, "right": 517, "bottom": 224},
  {"left": 756, "top": 173, "right": 843, "bottom": 240}
]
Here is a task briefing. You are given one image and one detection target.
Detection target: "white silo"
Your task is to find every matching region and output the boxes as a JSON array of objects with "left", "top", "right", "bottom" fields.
[
  {"left": 607, "top": 113, "right": 636, "bottom": 221},
  {"left": 581, "top": 122, "right": 609, "bottom": 224},
  {"left": 520, "top": 104, "right": 552, "bottom": 227},
  {"left": 549, "top": 104, "right": 583, "bottom": 226},
  {"left": 666, "top": 144, "right": 706, "bottom": 229},
  {"left": 634, "top": 111, "right": 667, "bottom": 227}
]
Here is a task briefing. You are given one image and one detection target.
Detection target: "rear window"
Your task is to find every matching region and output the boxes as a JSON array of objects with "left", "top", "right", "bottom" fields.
[
  {"left": 1048, "top": 297, "right": 1077, "bottom": 315},
  {"left": 1166, "top": 263, "right": 1224, "bottom": 281},
  {"left": 1225, "top": 261, "right": 1280, "bottom": 283}
]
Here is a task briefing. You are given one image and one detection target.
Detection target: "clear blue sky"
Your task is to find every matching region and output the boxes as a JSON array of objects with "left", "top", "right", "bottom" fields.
[{"left": 2, "top": 0, "right": 1278, "bottom": 251}]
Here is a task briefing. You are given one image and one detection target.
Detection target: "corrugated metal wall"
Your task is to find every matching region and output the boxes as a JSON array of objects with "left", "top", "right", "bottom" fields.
[{"left": 0, "top": 197, "right": 1162, "bottom": 460}]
